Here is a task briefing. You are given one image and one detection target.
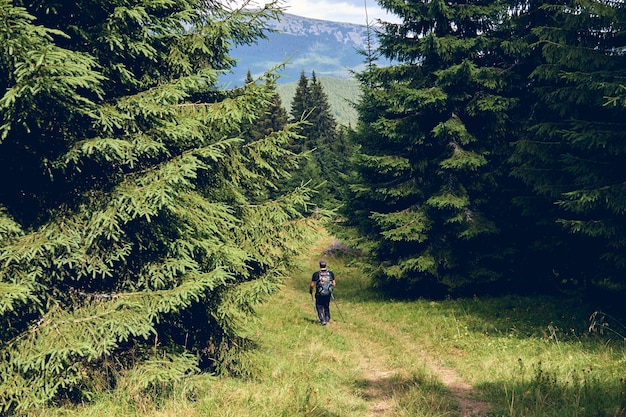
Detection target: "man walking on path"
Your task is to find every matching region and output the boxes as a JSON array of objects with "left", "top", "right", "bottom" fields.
[{"left": 310, "top": 258, "right": 335, "bottom": 325}]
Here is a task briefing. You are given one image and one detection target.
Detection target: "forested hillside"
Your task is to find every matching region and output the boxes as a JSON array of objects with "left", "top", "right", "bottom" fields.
[
  {"left": 221, "top": 13, "right": 384, "bottom": 85},
  {"left": 276, "top": 76, "right": 360, "bottom": 126}
]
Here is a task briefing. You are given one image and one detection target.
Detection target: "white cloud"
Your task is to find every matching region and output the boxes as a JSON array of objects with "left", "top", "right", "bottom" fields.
[
  {"left": 237, "top": 0, "right": 400, "bottom": 25},
  {"left": 285, "top": 0, "right": 394, "bottom": 25}
]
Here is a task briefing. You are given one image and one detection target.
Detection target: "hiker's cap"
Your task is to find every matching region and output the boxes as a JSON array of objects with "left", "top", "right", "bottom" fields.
[{"left": 319, "top": 259, "right": 327, "bottom": 268}]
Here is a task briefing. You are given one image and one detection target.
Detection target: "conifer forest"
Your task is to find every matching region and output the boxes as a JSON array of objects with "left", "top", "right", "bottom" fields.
[{"left": 0, "top": 0, "right": 625, "bottom": 413}]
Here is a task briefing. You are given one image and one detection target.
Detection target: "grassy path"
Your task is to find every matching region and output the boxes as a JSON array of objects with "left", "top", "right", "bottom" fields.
[
  {"left": 39, "top": 232, "right": 626, "bottom": 416},
  {"left": 238, "top": 234, "right": 488, "bottom": 416},
  {"left": 239, "top": 234, "right": 625, "bottom": 417}
]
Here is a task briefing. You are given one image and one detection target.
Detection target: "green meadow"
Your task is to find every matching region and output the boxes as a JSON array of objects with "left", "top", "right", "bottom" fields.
[{"left": 37, "top": 233, "right": 626, "bottom": 417}]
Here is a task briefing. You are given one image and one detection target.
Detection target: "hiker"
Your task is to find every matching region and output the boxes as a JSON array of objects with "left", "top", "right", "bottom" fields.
[{"left": 310, "top": 258, "right": 335, "bottom": 325}]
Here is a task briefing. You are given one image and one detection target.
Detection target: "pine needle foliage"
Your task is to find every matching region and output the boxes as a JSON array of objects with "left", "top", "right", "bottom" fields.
[
  {"left": 287, "top": 71, "right": 352, "bottom": 211},
  {"left": 344, "top": 0, "right": 522, "bottom": 295},
  {"left": 344, "top": 0, "right": 626, "bottom": 296},
  {"left": 0, "top": 0, "right": 317, "bottom": 413},
  {"left": 510, "top": 0, "right": 626, "bottom": 286}
]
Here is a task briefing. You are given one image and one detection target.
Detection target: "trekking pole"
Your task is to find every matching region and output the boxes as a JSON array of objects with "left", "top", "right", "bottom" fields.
[
  {"left": 310, "top": 293, "right": 316, "bottom": 315},
  {"left": 331, "top": 293, "right": 346, "bottom": 322}
]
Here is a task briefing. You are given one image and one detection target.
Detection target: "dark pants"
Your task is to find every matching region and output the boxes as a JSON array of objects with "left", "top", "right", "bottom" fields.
[{"left": 315, "top": 294, "right": 331, "bottom": 324}]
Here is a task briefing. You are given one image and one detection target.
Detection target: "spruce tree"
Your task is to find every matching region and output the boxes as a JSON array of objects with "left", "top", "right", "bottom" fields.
[
  {"left": 287, "top": 71, "right": 347, "bottom": 210},
  {"left": 510, "top": 0, "right": 626, "bottom": 288},
  {"left": 308, "top": 72, "right": 338, "bottom": 150},
  {"left": 240, "top": 70, "right": 287, "bottom": 142},
  {"left": 0, "top": 0, "right": 315, "bottom": 412},
  {"left": 289, "top": 71, "right": 338, "bottom": 153},
  {"left": 288, "top": 71, "right": 311, "bottom": 154},
  {"left": 305, "top": 72, "right": 344, "bottom": 209},
  {"left": 345, "top": 0, "right": 523, "bottom": 295},
  {"left": 255, "top": 77, "right": 288, "bottom": 141}
]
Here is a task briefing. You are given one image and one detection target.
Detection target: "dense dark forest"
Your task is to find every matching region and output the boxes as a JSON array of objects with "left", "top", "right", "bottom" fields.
[
  {"left": 340, "top": 0, "right": 626, "bottom": 301},
  {"left": 0, "top": 0, "right": 624, "bottom": 413}
]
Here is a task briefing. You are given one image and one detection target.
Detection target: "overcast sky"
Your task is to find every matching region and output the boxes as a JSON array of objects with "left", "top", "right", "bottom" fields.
[
  {"left": 285, "top": 0, "right": 396, "bottom": 24},
  {"left": 244, "top": 0, "right": 400, "bottom": 25}
]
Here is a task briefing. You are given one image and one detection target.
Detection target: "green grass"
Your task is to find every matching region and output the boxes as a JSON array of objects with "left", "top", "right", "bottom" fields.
[{"left": 32, "top": 233, "right": 626, "bottom": 417}]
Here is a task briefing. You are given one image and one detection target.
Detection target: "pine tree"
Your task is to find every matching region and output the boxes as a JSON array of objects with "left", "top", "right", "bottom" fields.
[
  {"left": 255, "top": 77, "right": 288, "bottom": 141},
  {"left": 288, "top": 71, "right": 311, "bottom": 154},
  {"left": 287, "top": 71, "right": 347, "bottom": 210},
  {"left": 308, "top": 72, "right": 338, "bottom": 150},
  {"left": 510, "top": 0, "right": 626, "bottom": 288},
  {"left": 345, "top": 0, "right": 523, "bottom": 295},
  {"left": 0, "top": 0, "right": 316, "bottom": 412}
]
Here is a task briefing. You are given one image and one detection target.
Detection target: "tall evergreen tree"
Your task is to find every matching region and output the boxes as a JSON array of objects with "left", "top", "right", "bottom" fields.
[
  {"left": 288, "top": 71, "right": 311, "bottom": 154},
  {"left": 510, "top": 0, "right": 626, "bottom": 288},
  {"left": 287, "top": 71, "right": 347, "bottom": 210},
  {"left": 345, "top": 0, "right": 523, "bottom": 295},
  {"left": 0, "top": 0, "right": 316, "bottom": 412},
  {"left": 239, "top": 70, "right": 290, "bottom": 200},
  {"left": 255, "top": 77, "right": 288, "bottom": 141},
  {"left": 289, "top": 71, "right": 338, "bottom": 153},
  {"left": 240, "top": 70, "right": 288, "bottom": 142},
  {"left": 306, "top": 72, "right": 345, "bottom": 209},
  {"left": 308, "top": 72, "right": 338, "bottom": 150}
]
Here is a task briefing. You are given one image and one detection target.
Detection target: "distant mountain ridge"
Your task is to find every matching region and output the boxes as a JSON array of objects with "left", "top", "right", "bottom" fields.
[
  {"left": 270, "top": 13, "right": 372, "bottom": 49},
  {"left": 220, "top": 13, "right": 382, "bottom": 86}
]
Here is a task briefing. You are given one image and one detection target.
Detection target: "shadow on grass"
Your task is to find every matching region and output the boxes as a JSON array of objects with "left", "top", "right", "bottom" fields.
[
  {"left": 352, "top": 372, "right": 458, "bottom": 416},
  {"left": 295, "top": 239, "right": 626, "bottom": 416},
  {"left": 429, "top": 294, "right": 625, "bottom": 350},
  {"left": 302, "top": 316, "right": 320, "bottom": 325},
  {"left": 294, "top": 246, "right": 626, "bottom": 356},
  {"left": 478, "top": 362, "right": 626, "bottom": 416}
]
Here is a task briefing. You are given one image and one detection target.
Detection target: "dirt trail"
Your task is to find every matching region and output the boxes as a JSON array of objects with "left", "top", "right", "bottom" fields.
[
  {"left": 313, "top": 236, "right": 492, "bottom": 416},
  {"left": 424, "top": 358, "right": 492, "bottom": 417},
  {"left": 357, "top": 353, "right": 395, "bottom": 416},
  {"left": 358, "top": 349, "right": 490, "bottom": 416},
  {"left": 357, "top": 343, "right": 491, "bottom": 416},
  {"left": 335, "top": 316, "right": 491, "bottom": 417}
]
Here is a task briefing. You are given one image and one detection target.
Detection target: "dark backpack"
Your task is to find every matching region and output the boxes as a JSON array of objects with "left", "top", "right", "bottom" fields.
[{"left": 316, "top": 270, "right": 333, "bottom": 296}]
